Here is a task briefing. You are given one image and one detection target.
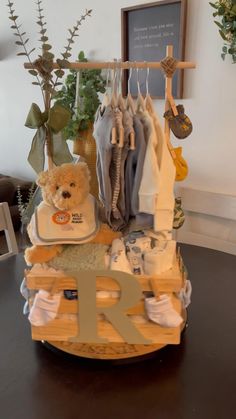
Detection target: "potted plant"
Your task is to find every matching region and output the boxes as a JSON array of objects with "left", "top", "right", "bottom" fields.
[
  {"left": 210, "top": 0, "right": 236, "bottom": 62},
  {"left": 54, "top": 51, "right": 106, "bottom": 197}
]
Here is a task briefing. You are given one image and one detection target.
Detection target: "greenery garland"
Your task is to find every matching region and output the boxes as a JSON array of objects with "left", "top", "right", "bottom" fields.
[{"left": 210, "top": 0, "right": 236, "bottom": 62}]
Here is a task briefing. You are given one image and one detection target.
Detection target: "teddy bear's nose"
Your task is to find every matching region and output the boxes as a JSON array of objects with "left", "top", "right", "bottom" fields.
[{"left": 62, "top": 191, "right": 71, "bottom": 199}]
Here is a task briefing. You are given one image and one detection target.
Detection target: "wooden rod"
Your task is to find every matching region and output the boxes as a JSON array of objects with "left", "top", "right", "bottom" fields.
[
  {"left": 164, "top": 45, "right": 173, "bottom": 152},
  {"left": 24, "top": 60, "right": 196, "bottom": 70}
]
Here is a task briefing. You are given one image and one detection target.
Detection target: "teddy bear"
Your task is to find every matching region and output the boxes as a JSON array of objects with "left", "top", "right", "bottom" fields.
[{"left": 25, "top": 162, "right": 121, "bottom": 265}]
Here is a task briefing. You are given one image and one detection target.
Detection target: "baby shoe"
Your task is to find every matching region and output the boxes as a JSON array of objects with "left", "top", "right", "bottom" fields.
[
  {"left": 145, "top": 295, "right": 183, "bottom": 328},
  {"left": 173, "top": 197, "right": 185, "bottom": 229},
  {"left": 164, "top": 105, "right": 193, "bottom": 139}
]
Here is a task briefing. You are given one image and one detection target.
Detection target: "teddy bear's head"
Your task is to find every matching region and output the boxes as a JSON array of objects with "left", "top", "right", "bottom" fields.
[{"left": 37, "top": 162, "right": 91, "bottom": 211}]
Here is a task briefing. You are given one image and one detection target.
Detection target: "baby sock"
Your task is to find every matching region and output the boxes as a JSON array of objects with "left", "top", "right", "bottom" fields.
[
  {"left": 145, "top": 294, "right": 183, "bottom": 328},
  {"left": 177, "top": 280, "right": 192, "bottom": 308},
  {"left": 110, "top": 238, "right": 132, "bottom": 274},
  {"left": 28, "top": 289, "right": 61, "bottom": 326}
]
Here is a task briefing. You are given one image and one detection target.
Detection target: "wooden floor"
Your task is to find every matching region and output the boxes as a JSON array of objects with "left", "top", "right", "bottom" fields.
[{"left": 0, "top": 244, "right": 236, "bottom": 419}]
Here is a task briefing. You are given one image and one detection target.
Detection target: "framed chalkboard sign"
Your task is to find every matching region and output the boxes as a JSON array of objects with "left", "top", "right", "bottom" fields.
[{"left": 121, "top": 0, "right": 187, "bottom": 98}]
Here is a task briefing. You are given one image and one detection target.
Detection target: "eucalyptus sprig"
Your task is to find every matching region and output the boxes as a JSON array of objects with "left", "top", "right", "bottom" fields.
[
  {"left": 210, "top": 0, "right": 236, "bottom": 62},
  {"left": 7, "top": 0, "right": 92, "bottom": 172},
  {"left": 7, "top": 0, "right": 45, "bottom": 102},
  {"left": 53, "top": 9, "right": 92, "bottom": 92}
]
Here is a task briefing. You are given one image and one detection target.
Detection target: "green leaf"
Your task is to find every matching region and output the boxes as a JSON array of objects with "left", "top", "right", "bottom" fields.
[
  {"left": 54, "top": 69, "right": 65, "bottom": 77},
  {"left": 15, "top": 41, "right": 23, "bottom": 45},
  {"left": 219, "top": 30, "right": 228, "bottom": 40},
  {"left": 62, "top": 52, "right": 71, "bottom": 58},
  {"left": 40, "top": 29, "right": 47, "bottom": 35},
  {"left": 9, "top": 15, "right": 18, "bottom": 21},
  {"left": 28, "top": 69, "right": 38, "bottom": 76},
  {"left": 43, "top": 51, "right": 54, "bottom": 60},
  {"left": 42, "top": 44, "right": 52, "bottom": 50},
  {"left": 32, "top": 82, "right": 41, "bottom": 85},
  {"left": 29, "top": 48, "right": 36, "bottom": 55},
  {"left": 10, "top": 25, "right": 17, "bottom": 29},
  {"left": 221, "top": 53, "right": 226, "bottom": 60},
  {"left": 209, "top": 2, "right": 218, "bottom": 9},
  {"left": 40, "top": 36, "right": 48, "bottom": 42},
  {"left": 222, "top": 45, "right": 228, "bottom": 53},
  {"left": 218, "top": 6, "right": 225, "bottom": 15},
  {"left": 17, "top": 52, "right": 27, "bottom": 56},
  {"left": 78, "top": 50, "right": 85, "bottom": 60},
  {"left": 214, "top": 20, "right": 223, "bottom": 29},
  {"left": 57, "top": 58, "right": 70, "bottom": 68}
]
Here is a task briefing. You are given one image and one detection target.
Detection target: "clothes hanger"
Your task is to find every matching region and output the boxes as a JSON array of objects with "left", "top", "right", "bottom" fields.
[
  {"left": 144, "top": 66, "right": 154, "bottom": 110},
  {"left": 110, "top": 60, "right": 119, "bottom": 109},
  {"left": 126, "top": 66, "right": 136, "bottom": 117},
  {"left": 117, "top": 66, "right": 126, "bottom": 112},
  {"left": 101, "top": 67, "right": 111, "bottom": 112},
  {"left": 110, "top": 64, "right": 118, "bottom": 145},
  {"left": 135, "top": 65, "right": 146, "bottom": 112},
  {"left": 110, "top": 62, "right": 124, "bottom": 147}
]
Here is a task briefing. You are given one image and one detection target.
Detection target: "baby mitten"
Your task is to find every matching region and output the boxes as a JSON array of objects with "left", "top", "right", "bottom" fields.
[
  {"left": 145, "top": 295, "right": 183, "bottom": 328},
  {"left": 173, "top": 197, "right": 185, "bottom": 229},
  {"left": 171, "top": 147, "right": 188, "bottom": 181},
  {"left": 28, "top": 289, "right": 61, "bottom": 326},
  {"left": 164, "top": 105, "right": 193, "bottom": 139}
]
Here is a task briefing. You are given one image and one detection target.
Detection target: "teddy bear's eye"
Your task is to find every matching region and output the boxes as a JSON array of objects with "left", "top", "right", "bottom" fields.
[
  {"left": 56, "top": 185, "right": 59, "bottom": 190},
  {"left": 70, "top": 182, "right": 76, "bottom": 187}
]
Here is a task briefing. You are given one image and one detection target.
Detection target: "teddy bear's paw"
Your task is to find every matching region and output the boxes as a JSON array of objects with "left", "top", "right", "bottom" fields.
[
  {"left": 91, "top": 223, "right": 122, "bottom": 245},
  {"left": 24, "top": 245, "right": 63, "bottom": 265}
]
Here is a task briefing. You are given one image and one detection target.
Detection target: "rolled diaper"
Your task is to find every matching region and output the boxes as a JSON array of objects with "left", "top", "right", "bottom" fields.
[
  {"left": 124, "top": 232, "right": 152, "bottom": 275},
  {"left": 144, "top": 240, "right": 176, "bottom": 275},
  {"left": 110, "top": 238, "right": 132, "bottom": 274}
]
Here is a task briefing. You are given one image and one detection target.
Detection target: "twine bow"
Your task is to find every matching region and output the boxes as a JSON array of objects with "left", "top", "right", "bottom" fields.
[
  {"left": 25, "top": 103, "right": 73, "bottom": 173},
  {"left": 160, "top": 56, "right": 178, "bottom": 78}
]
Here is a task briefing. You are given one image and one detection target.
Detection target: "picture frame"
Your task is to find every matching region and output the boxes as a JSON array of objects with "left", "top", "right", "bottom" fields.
[{"left": 121, "top": 0, "right": 187, "bottom": 98}]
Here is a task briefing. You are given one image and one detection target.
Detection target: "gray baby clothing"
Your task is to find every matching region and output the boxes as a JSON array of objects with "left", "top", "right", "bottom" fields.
[
  {"left": 93, "top": 105, "right": 114, "bottom": 224},
  {"left": 116, "top": 109, "right": 134, "bottom": 220},
  {"left": 125, "top": 114, "right": 146, "bottom": 221}
]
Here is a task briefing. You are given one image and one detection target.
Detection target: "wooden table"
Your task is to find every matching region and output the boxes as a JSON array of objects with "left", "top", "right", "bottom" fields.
[{"left": 0, "top": 244, "right": 236, "bottom": 419}]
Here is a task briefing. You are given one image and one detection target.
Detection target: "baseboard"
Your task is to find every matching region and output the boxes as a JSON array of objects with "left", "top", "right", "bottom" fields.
[{"left": 175, "top": 188, "right": 236, "bottom": 255}]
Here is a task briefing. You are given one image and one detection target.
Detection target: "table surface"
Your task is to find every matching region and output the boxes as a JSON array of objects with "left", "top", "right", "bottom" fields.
[{"left": 0, "top": 244, "right": 236, "bottom": 419}]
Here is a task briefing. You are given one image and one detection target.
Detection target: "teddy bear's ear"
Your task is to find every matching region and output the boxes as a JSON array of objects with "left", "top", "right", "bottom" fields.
[
  {"left": 37, "top": 171, "right": 49, "bottom": 187},
  {"left": 75, "top": 162, "right": 91, "bottom": 181}
]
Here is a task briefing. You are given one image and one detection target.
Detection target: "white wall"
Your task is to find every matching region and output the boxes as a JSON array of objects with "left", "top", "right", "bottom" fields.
[{"left": 0, "top": 0, "right": 235, "bottom": 195}]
